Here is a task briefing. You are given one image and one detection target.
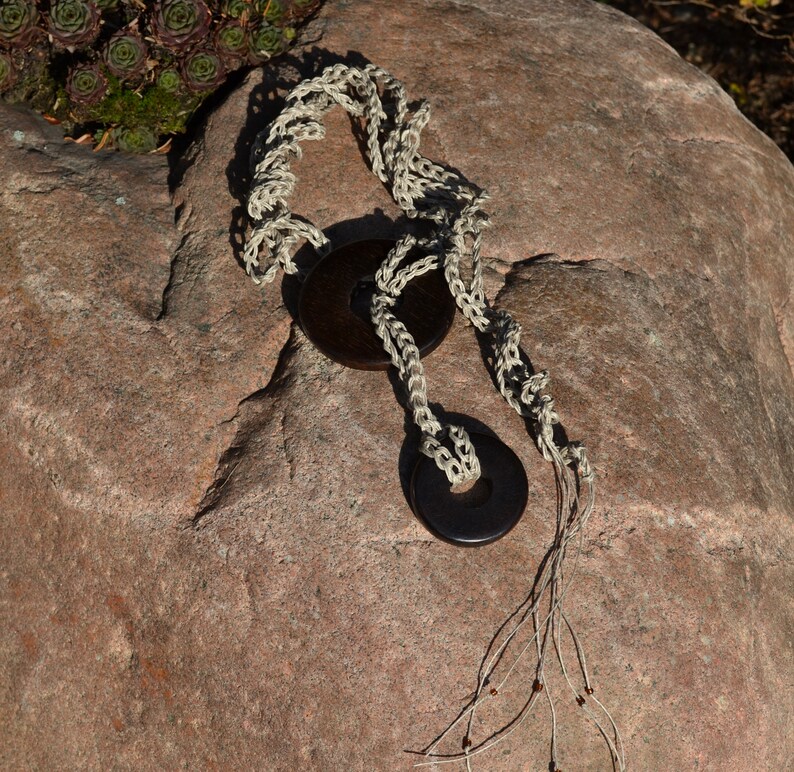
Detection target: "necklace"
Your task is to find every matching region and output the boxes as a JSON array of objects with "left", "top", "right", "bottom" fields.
[{"left": 244, "top": 62, "right": 624, "bottom": 770}]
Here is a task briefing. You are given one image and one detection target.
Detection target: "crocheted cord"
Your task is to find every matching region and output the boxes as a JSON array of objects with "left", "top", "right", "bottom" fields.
[
  {"left": 244, "top": 64, "right": 623, "bottom": 771},
  {"left": 245, "top": 63, "right": 593, "bottom": 488}
]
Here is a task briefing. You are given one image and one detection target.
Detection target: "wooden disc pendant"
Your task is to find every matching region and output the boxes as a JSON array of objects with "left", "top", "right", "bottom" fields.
[
  {"left": 298, "top": 239, "right": 456, "bottom": 370},
  {"left": 410, "top": 432, "right": 528, "bottom": 547}
]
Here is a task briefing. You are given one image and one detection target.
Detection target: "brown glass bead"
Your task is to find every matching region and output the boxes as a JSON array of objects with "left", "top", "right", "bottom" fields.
[
  {"left": 462, "top": 737, "right": 472, "bottom": 749},
  {"left": 533, "top": 679, "right": 543, "bottom": 692},
  {"left": 585, "top": 686, "right": 594, "bottom": 695},
  {"left": 577, "top": 695, "right": 586, "bottom": 706},
  {"left": 490, "top": 687, "right": 498, "bottom": 696}
]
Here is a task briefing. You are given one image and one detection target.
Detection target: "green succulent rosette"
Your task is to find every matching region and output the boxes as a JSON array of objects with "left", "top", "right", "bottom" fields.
[
  {"left": 0, "top": 52, "right": 16, "bottom": 91},
  {"left": 48, "top": 0, "right": 101, "bottom": 49},
  {"left": 104, "top": 32, "right": 148, "bottom": 79},
  {"left": 0, "top": 0, "right": 39, "bottom": 48},
  {"left": 255, "top": 0, "right": 283, "bottom": 23},
  {"left": 153, "top": 0, "right": 212, "bottom": 52},
  {"left": 65, "top": 62, "right": 108, "bottom": 105},
  {"left": 112, "top": 126, "right": 159, "bottom": 153},
  {"left": 0, "top": 0, "right": 320, "bottom": 155},
  {"left": 157, "top": 68, "right": 182, "bottom": 93},
  {"left": 221, "top": 0, "right": 251, "bottom": 18},
  {"left": 214, "top": 20, "right": 247, "bottom": 63},
  {"left": 182, "top": 48, "right": 226, "bottom": 92},
  {"left": 247, "top": 22, "right": 283, "bottom": 62}
]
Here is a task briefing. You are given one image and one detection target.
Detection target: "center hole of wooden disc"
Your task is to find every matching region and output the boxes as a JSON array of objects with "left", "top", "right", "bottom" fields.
[
  {"left": 349, "top": 276, "right": 402, "bottom": 321},
  {"left": 449, "top": 476, "right": 493, "bottom": 508}
]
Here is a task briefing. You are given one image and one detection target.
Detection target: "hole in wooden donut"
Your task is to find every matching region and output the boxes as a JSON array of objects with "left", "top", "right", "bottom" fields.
[
  {"left": 449, "top": 476, "right": 493, "bottom": 508},
  {"left": 349, "top": 275, "right": 402, "bottom": 322}
]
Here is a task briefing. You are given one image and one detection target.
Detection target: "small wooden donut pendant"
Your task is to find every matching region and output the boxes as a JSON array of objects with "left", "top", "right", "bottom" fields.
[
  {"left": 298, "top": 239, "right": 456, "bottom": 370},
  {"left": 410, "top": 432, "right": 528, "bottom": 546}
]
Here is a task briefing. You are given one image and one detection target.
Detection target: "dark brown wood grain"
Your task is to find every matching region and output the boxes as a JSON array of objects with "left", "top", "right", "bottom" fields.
[
  {"left": 410, "top": 432, "right": 528, "bottom": 547},
  {"left": 298, "top": 239, "right": 456, "bottom": 371}
]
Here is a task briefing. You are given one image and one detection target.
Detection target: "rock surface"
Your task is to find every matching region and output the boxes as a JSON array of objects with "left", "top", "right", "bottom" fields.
[{"left": 1, "top": 0, "right": 792, "bottom": 769}]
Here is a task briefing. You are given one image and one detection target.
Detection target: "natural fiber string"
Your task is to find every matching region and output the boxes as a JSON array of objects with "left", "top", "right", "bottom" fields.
[{"left": 244, "top": 63, "right": 624, "bottom": 771}]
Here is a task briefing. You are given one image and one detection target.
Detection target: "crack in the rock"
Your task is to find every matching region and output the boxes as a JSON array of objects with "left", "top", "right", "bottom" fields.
[
  {"left": 771, "top": 294, "right": 793, "bottom": 378},
  {"left": 515, "top": 253, "right": 607, "bottom": 269},
  {"left": 279, "top": 410, "right": 296, "bottom": 482},
  {"left": 581, "top": 522, "right": 638, "bottom": 555},
  {"left": 211, "top": 308, "right": 236, "bottom": 328},
  {"left": 495, "top": 253, "right": 625, "bottom": 299},
  {"left": 11, "top": 183, "right": 58, "bottom": 195},
  {"left": 492, "top": 251, "right": 696, "bottom": 330},
  {"left": 191, "top": 323, "right": 298, "bottom": 528},
  {"left": 155, "top": 231, "right": 218, "bottom": 320},
  {"left": 497, "top": 251, "right": 680, "bottom": 290},
  {"left": 664, "top": 135, "right": 770, "bottom": 158},
  {"left": 156, "top": 233, "right": 189, "bottom": 321}
]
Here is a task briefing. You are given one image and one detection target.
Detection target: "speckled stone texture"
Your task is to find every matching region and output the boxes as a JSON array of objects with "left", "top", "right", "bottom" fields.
[{"left": 1, "top": 0, "right": 792, "bottom": 769}]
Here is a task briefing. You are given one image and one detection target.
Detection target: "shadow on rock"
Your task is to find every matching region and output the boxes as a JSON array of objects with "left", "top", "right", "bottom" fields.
[{"left": 224, "top": 46, "right": 375, "bottom": 275}]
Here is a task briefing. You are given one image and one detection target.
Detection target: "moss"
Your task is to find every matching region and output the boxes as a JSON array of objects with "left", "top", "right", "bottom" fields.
[
  {"left": 72, "top": 75, "right": 202, "bottom": 135},
  {"left": 2, "top": 55, "right": 57, "bottom": 113}
]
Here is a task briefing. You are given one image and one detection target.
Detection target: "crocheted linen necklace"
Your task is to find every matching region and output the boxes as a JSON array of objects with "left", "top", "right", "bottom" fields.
[{"left": 244, "top": 63, "right": 624, "bottom": 771}]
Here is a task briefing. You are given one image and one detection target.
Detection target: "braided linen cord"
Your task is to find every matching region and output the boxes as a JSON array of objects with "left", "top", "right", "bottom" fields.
[{"left": 244, "top": 64, "right": 624, "bottom": 770}]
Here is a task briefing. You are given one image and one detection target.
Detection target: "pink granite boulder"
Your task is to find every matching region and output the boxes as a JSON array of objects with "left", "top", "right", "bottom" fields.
[{"left": 1, "top": 0, "right": 792, "bottom": 769}]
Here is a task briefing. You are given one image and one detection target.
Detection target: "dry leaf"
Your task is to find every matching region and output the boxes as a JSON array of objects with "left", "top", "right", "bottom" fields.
[
  {"left": 94, "top": 130, "right": 111, "bottom": 152},
  {"left": 152, "top": 137, "right": 173, "bottom": 154}
]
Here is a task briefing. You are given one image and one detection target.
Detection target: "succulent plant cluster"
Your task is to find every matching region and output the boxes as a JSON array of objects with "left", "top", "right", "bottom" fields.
[{"left": 0, "top": 0, "right": 321, "bottom": 152}]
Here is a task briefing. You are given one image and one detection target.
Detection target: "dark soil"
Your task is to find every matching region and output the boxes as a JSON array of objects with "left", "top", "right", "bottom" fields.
[{"left": 604, "top": 0, "right": 793, "bottom": 160}]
